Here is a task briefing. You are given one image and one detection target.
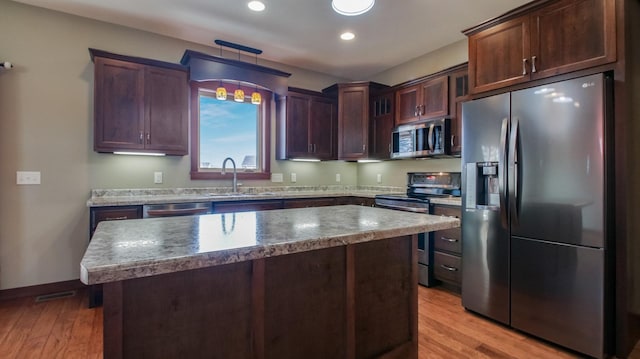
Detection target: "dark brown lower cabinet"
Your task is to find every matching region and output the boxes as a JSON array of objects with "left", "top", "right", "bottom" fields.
[
  {"left": 431, "top": 204, "right": 462, "bottom": 292},
  {"left": 102, "top": 235, "right": 418, "bottom": 359},
  {"left": 89, "top": 205, "right": 143, "bottom": 308}
]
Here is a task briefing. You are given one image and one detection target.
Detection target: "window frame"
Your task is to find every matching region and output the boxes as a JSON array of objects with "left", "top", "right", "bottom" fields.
[{"left": 190, "top": 81, "right": 271, "bottom": 180}]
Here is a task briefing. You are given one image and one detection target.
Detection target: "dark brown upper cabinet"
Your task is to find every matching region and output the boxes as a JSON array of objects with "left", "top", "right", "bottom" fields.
[
  {"left": 323, "top": 82, "right": 389, "bottom": 161},
  {"left": 465, "top": 0, "right": 616, "bottom": 94},
  {"left": 448, "top": 64, "right": 469, "bottom": 155},
  {"left": 369, "top": 88, "right": 395, "bottom": 160},
  {"left": 395, "top": 75, "right": 449, "bottom": 126},
  {"left": 276, "top": 87, "right": 337, "bottom": 160},
  {"left": 91, "top": 49, "right": 189, "bottom": 155}
]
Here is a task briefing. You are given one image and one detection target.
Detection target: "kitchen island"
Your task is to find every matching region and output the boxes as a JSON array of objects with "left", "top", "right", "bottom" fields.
[{"left": 81, "top": 205, "right": 459, "bottom": 359}]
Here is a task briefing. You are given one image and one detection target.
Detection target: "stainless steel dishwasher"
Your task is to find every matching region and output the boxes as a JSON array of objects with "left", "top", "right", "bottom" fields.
[{"left": 142, "top": 202, "right": 212, "bottom": 218}]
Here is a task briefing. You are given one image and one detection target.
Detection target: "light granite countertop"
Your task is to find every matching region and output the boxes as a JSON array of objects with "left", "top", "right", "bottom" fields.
[
  {"left": 80, "top": 205, "right": 459, "bottom": 285},
  {"left": 86, "top": 186, "right": 461, "bottom": 207}
]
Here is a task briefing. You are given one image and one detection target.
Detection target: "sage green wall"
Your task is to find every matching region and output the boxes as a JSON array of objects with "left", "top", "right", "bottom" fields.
[
  {"left": 0, "top": 1, "right": 353, "bottom": 290},
  {"left": 0, "top": 1, "right": 469, "bottom": 290},
  {"left": 360, "top": 40, "right": 469, "bottom": 188}
]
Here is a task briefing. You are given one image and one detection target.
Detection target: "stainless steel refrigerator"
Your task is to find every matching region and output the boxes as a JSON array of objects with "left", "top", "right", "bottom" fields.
[{"left": 461, "top": 73, "right": 613, "bottom": 358}]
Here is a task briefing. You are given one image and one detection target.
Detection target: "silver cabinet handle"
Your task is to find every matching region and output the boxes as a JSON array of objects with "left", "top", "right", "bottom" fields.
[
  {"left": 362, "top": 144, "right": 366, "bottom": 152},
  {"left": 139, "top": 132, "right": 143, "bottom": 144},
  {"left": 451, "top": 134, "right": 455, "bottom": 147},
  {"left": 522, "top": 58, "right": 528, "bottom": 75},
  {"left": 531, "top": 56, "right": 537, "bottom": 73},
  {"left": 414, "top": 106, "right": 419, "bottom": 117},
  {"left": 440, "top": 264, "right": 459, "bottom": 272},
  {"left": 440, "top": 237, "right": 459, "bottom": 243},
  {"left": 146, "top": 132, "right": 150, "bottom": 144}
]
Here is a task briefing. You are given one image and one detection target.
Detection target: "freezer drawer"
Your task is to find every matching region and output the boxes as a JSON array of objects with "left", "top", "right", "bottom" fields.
[{"left": 511, "top": 236, "right": 605, "bottom": 358}]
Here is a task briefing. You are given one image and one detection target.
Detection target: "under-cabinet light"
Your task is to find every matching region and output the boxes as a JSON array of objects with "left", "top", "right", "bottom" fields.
[
  {"left": 290, "top": 158, "right": 321, "bottom": 162},
  {"left": 357, "top": 159, "right": 382, "bottom": 163},
  {"left": 113, "top": 152, "right": 166, "bottom": 156}
]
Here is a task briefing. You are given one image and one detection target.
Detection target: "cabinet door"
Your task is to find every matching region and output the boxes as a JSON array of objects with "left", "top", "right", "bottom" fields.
[
  {"left": 468, "top": 15, "right": 531, "bottom": 94},
  {"left": 449, "top": 67, "right": 469, "bottom": 155},
  {"left": 530, "top": 0, "right": 616, "bottom": 79},
  {"left": 144, "top": 66, "right": 188, "bottom": 155},
  {"left": 286, "top": 94, "right": 312, "bottom": 158},
  {"left": 369, "top": 91, "right": 394, "bottom": 159},
  {"left": 419, "top": 76, "right": 448, "bottom": 120},
  {"left": 310, "top": 97, "right": 336, "bottom": 160},
  {"left": 94, "top": 57, "right": 145, "bottom": 151},
  {"left": 395, "top": 85, "right": 420, "bottom": 125},
  {"left": 338, "top": 85, "right": 369, "bottom": 160}
]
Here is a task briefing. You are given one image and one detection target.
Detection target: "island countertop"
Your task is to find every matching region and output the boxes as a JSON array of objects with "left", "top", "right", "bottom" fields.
[{"left": 80, "top": 205, "right": 459, "bottom": 285}]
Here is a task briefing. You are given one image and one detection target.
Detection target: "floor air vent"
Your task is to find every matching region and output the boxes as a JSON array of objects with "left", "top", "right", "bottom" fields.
[{"left": 35, "top": 290, "right": 76, "bottom": 303}]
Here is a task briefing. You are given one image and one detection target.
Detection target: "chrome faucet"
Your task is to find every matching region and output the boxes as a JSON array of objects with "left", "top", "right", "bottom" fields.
[{"left": 221, "top": 157, "right": 238, "bottom": 193}]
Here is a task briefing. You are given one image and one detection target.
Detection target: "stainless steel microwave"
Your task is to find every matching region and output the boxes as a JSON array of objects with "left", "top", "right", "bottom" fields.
[{"left": 391, "top": 118, "right": 451, "bottom": 159}]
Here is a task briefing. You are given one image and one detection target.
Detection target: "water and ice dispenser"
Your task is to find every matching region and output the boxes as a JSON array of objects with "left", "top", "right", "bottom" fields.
[{"left": 465, "top": 162, "right": 500, "bottom": 210}]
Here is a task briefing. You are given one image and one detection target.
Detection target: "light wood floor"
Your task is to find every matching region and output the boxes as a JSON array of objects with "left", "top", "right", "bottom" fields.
[{"left": 0, "top": 286, "right": 637, "bottom": 358}]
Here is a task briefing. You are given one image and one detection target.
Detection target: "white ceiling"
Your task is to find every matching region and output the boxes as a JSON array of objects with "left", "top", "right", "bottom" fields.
[{"left": 12, "top": 0, "right": 531, "bottom": 80}]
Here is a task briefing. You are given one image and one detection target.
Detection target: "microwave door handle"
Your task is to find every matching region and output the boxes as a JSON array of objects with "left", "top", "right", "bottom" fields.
[
  {"left": 499, "top": 118, "right": 508, "bottom": 228},
  {"left": 427, "top": 123, "right": 435, "bottom": 151}
]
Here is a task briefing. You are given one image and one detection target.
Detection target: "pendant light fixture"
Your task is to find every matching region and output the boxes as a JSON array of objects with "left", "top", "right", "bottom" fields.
[
  {"left": 234, "top": 81, "right": 245, "bottom": 102},
  {"left": 212, "top": 39, "right": 265, "bottom": 104},
  {"left": 215, "top": 45, "right": 227, "bottom": 100},
  {"left": 216, "top": 80, "right": 227, "bottom": 100},
  {"left": 250, "top": 53, "right": 262, "bottom": 105},
  {"left": 332, "top": 0, "right": 375, "bottom": 16}
]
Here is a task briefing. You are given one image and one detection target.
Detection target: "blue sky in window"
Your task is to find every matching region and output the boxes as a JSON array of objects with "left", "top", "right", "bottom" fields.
[{"left": 199, "top": 95, "right": 258, "bottom": 169}]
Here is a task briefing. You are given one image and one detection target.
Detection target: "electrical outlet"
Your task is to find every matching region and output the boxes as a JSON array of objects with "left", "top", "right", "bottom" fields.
[
  {"left": 154, "top": 171, "right": 163, "bottom": 184},
  {"left": 290, "top": 173, "right": 297, "bottom": 182},
  {"left": 271, "top": 173, "right": 283, "bottom": 182},
  {"left": 376, "top": 174, "right": 382, "bottom": 183},
  {"left": 17, "top": 171, "right": 41, "bottom": 185},
  {"left": 336, "top": 173, "right": 341, "bottom": 182}
]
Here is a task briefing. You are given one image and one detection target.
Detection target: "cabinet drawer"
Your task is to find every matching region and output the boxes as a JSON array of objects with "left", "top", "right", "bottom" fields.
[
  {"left": 433, "top": 251, "right": 461, "bottom": 284},
  {"left": 431, "top": 205, "right": 461, "bottom": 218},
  {"left": 90, "top": 206, "right": 142, "bottom": 235},
  {"left": 433, "top": 228, "right": 461, "bottom": 254}
]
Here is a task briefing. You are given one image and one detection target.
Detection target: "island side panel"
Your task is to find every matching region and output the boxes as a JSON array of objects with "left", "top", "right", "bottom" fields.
[
  {"left": 353, "top": 235, "right": 418, "bottom": 359},
  {"left": 103, "top": 261, "right": 255, "bottom": 359},
  {"left": 263, "top": 246, "right": 347, "bottom": 359}
]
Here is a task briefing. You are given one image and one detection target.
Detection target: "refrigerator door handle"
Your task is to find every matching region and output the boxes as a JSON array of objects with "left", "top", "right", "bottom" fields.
[
  {"left": 499, "top": 117, "right": 509, "bottom": 228},
  {"left": 508, "top": 117, "right": 520, "bottom": 225}
]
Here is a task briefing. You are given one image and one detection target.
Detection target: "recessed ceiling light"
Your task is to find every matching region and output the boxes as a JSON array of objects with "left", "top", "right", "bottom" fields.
[
  {"left": 248, "top": 1, "right": 265, "bottom": 11},
  {"left": 332, "top": 0, "right": 374, "bottom": 16},
  {"left": 340, "top": 32, "right": 356, "bottom": 40}
]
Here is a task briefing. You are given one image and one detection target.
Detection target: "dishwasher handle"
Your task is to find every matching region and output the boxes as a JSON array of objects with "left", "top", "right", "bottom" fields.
[{"left": 145, "top": 207, "right": 210, "bottom": 217}]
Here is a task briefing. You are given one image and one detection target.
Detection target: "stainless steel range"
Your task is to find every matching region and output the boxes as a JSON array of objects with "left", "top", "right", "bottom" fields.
[{"left": 375, "top": 172, "right": 461, "bottom": 286}]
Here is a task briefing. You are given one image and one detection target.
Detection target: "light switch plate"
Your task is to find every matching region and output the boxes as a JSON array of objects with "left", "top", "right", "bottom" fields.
[
  {"left": 17, "top": 171, "right": 41, "bottom": 185},
  {"left": 154, "top": 171, "right": 163, "bottom": 184},
  {"left": 290, "top": 173, "right": 297, "bottom": 182},
  {"left": 376, "top": 174, "right": 382, "bottom": 183},
  {"left": 335, "top": 173, "right": 341, "bottom": 182},
  {"left": 271, "top": 173, "right": 283, "bottom": 182}
]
